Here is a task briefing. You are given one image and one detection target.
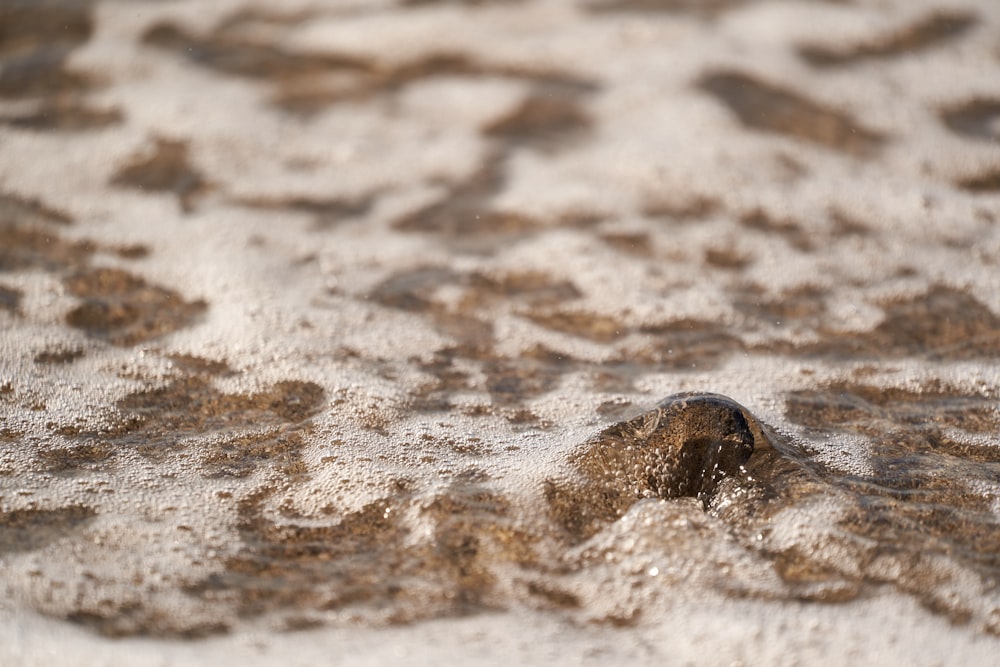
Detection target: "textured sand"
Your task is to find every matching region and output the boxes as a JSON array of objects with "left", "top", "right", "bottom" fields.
[{"left": 2, "top": 0, "right": 1000, "bottom": 664}]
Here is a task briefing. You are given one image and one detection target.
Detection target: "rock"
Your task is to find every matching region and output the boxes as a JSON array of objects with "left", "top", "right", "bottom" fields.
[{"left": 545, "top": 393, "right": 759, "bottom": 541}]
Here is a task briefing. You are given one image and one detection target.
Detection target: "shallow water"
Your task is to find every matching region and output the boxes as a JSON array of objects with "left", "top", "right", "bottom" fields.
[{"left": 1, "top": 0, "right": 1000, "bottom": 663}]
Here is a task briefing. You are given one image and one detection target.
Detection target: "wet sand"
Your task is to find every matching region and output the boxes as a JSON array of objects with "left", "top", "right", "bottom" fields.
[{"left": 2, "top": 0, "right": 1000, "bottom": 664}]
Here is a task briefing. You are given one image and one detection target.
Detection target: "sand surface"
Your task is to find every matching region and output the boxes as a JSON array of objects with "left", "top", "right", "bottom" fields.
[{"left": 2, "top": 0, "right": 1000, "bottom": 664}]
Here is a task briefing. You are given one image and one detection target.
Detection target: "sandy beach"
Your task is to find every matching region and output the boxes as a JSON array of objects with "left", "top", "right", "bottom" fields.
[{"left": 2, "top": 0, "right": 1000, "bottom": 664}]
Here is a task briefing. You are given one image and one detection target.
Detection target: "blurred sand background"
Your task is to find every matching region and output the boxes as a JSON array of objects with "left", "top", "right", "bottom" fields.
[{"left": 2, "top": 0, "right": 1000, "bottom": 664}]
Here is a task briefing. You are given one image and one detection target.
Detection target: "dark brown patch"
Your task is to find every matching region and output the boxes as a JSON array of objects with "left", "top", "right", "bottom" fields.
[
  {"left": 376, "top": 64, "right": 593, "bottom": 244},
  {"left": 484, "top": 88, "right": 592, "bottom": 151},
  {"left": 189, "top": 478, "right": 526, "bottom": 623},
  {"left": 0, "top": 284, "right": 22, "bottom": 314},
  {"left": 63, "top": 268, "right": 207, "bottom": 346},
  {"left": 371, "top": 266, "right": 587, "bottom": 411},
  {"left": 113, "top": 377, "right": 325, "bottom": 442},
  {"left": 828, "top": 208, "right": 871, "bottom": 237},
  {"left": 543, "top": 477, "right": 613, "bottom": 544},
  {"left": 779, "top": 381, "right": 1000, "bottom": 619},
  {"left": 704, "top": 246, "right": 751, "bottom": 270},
  {"left": 145, "top": 18, "right": 439, "bottom": 114},
  {"left": 403, "top": 0, "right": 525, "bottom": 5},
  {"left": 113, "top": 244, "right": 151, "bottom": 260},
  {"left": 956, "top": 168, "right": 1000, "bottom": 193},
  {"left": 142, "top": 22, "right": 371, "bottom": 82},
  {"left": 636, "top": 319, "right": 744, "bottom": 370},
  {"left": 0, "top": 1, "right": 118, "bottom": 136},
  {"left": 202, "top": 430, "right": 308, "bottom": 478},
  {"left": 50, "top": 376, "right": 323, "bottom": 476},
  {"left": 374, "top": 54, "right": 595, "bottom": 107},
  {"left": 395, "top": 198, "right": 545, "bottom": 239},
  {"left": 0, "top": 192, "right": 73, "bottom": 226},
  {"left": 525, "top": 310, "right": 627, "bottom": 343},
  {"left": 0, "top": 428, "right": 21, "bottom": 444},
  {"left": 941, "top": 98, "right": 1000, "bottom": 142},
  {"left": 211, "top": 7, "right": 318, "bottom": 39},
  {"left": 740, "top": 209, "right": 814, "bottom": 252},
  {"left": 483, "top": 357, "right": 566, "bottom": 405},
  {"left": 793, "top": 285, "right": 1000, "bottom": 360},
  {"left": 585, "top": 0, "right": 752, "bottom": 17},
  {"left": 37, "top": 443, "right": 113, "bottom": 473},
  {"left": 236, "top": 194, "right": 375, "bottom": 229},
  {"left": 734, "top": 283, "right": 826, "bottom": 323},
  {"left": 0, "top": 194, "right": 78, "bottom": 274},
  {"left": 465, "top": 270, "right": 582, "bottom": 307},
  {"left": 410, "top": 349, "right": 473, "bottom": 413},
  {"left": 840, "top": 499, "right": 1000, "bottom": 625},
  {"left": 370, "top": 265, "right": 581, "bottom": 359},
  {"left": 111, "top": 138, "right": 208, "bottom": 213},
  {"left": 274, "top": 51, "right": 563, "bottom": 113},
  {"left": 698, "top": 70, "right": 883, "bottom": 157},
  {"left": 144, "top": 20, "right": 593, "bottom": 116},
  {"left": 2, "top": 98, "right": 122, "bottom": 131},
  {"left": 600, "top": 231, "right": 653, "bottom": 257},
  {"left": 558, "top": 211, "right": 605, "bottom": 230},
  {"left": 526, "top": 581, "right": 580, "bottom": 608},
  {"left": 643, "top": 194, "right": 720, "bottom": 221},
  {"left": 0, "top": 1, "right": 93, "bottom": 58},
  {"left": 0, "top": 224, "right": 94, "bottom": 273},
  {"left": 0, "top": 0, "right": 95, "bottom": 99},
  {"left": 392, "top": 154, "right": 545, "bottom": 241},
  {"left": 799, "top": 11, "right": 978, "bottom": 67},
  {"left": 166, "top": 354, "right": 234, "bottom": 376},
  {"left": 0, "top": 505, "right": 97, "bottom": 553},
  {"left": 369, "top": 266, "right": 462, "bottom": 312},
  {"left": 34, "top": 347, "right": 84, "bottom": 365},
  {"left": 786, "top": 381, "right": 998, "bottom": 439},
  {"left": 65, "top": 607, "right": 229, "bottom": 640}
]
